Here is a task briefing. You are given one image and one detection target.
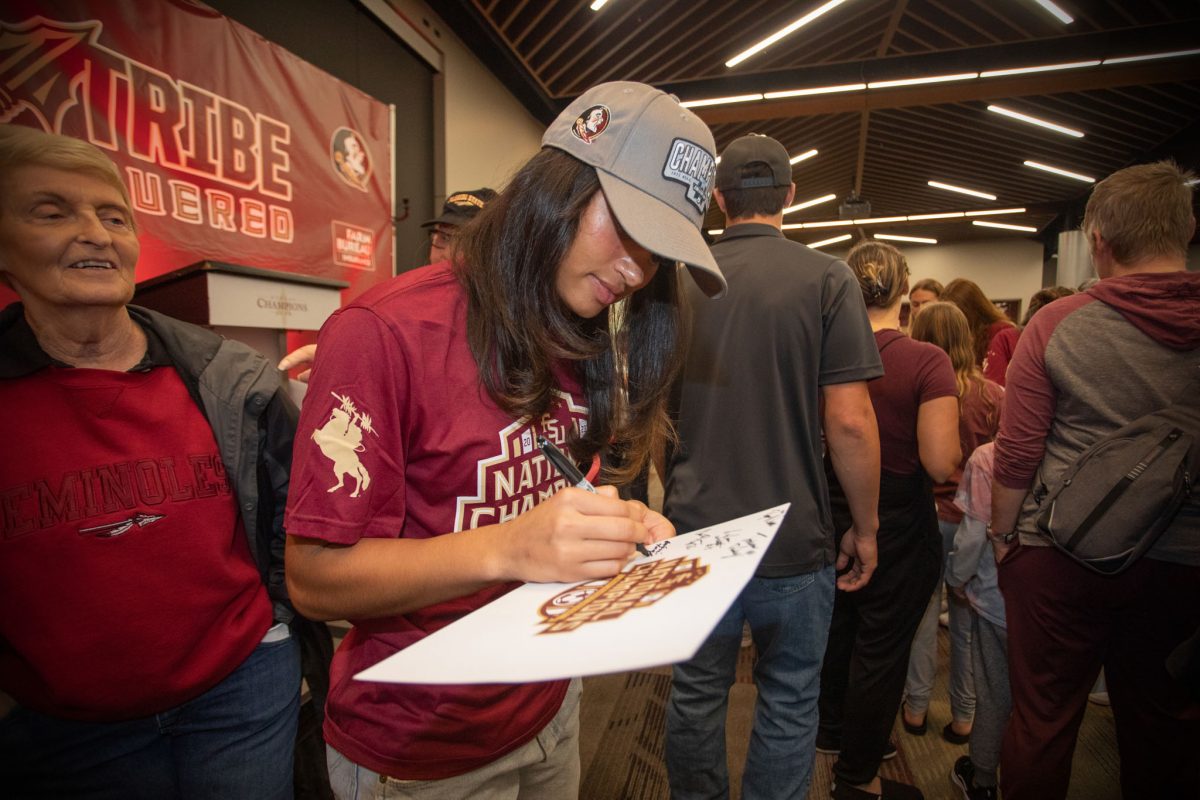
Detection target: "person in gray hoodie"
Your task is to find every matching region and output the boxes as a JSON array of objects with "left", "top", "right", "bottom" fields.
[{"left": 989, "top": 160, "right": 1200, "bottom": 800}]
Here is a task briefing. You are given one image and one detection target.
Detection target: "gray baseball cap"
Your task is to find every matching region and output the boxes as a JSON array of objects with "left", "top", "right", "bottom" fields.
[
  {"left": 716, "top": 134, "right": 792, "bottom": 191},
  {"left": 542, "top": 82, "right": 727, "bottom": 299}
]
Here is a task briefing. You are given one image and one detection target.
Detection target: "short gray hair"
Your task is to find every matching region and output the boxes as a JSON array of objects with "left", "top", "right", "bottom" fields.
[{"left": 0, "top": 125, "right": 135, "bottom": 229}]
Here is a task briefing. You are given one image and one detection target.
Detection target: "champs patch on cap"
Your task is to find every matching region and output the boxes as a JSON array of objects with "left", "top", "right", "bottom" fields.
[
  {"left": 571, "top": 104, "right": 611, "bottom": 144},
  {"left": 446, "top": 192, "right": 487, "bottom": 209},
  {"left": 663, "top": 138, "right": 716, "bottom": 215}
]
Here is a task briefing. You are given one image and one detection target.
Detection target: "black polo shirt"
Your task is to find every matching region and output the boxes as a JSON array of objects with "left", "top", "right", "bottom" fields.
[{"left": 663, "top": 223, "right": 882, "bottom": 576}]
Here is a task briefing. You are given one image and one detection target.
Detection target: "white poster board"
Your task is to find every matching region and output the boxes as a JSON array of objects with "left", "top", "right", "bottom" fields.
[{"left": 355, "top": 504, "right": 790, "bottom": 684}]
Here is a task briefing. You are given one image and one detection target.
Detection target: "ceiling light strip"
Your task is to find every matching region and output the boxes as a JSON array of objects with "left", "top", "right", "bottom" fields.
[
  {"left": 866, "top": 72, "right": 977, "bottom": 89},
  {"left": 679, "top": 93, "right": 764, "bottom": 108},
  {"left": 778, "top": 208, "right": 1027, "bottom": 227},
  {"left": 690, "top": 49, "right": 1198, "bottom": 109},
  {"left": 790, "top": 148, "right": 819, "bottom": 164},
  {"left": 852, "top": 216, "right": 908, "bottom": 224},
  {"left": 980, "top": 60, "right": 1100, "bottom": 78},
  {"left": 1103, "top": 48, "right": 1200, "bottom": 65},
  {"left": 783, "top": 193, "right": 837, "bottom": 215},
  {"left": 1023, "top": 160, "right": 1095, "bottom": 183},
  {"left": 725, "top": 0, "right": 848, "bottom": 68},
  {"left": 906, "top": 211, "right": 965, "bottom": 220},
  {"left": 800, "top": 220, "right": 855, "bottom": 228},
  {"left": 808, "top": 234, "right": 853, "bottom": 248},
  {"left": 973, "top": 220, "right": 1038, "bottom": 232},
  {"left": 928, "top": 180, "right": 997, "bottom": 200},
  {"left": 589, "top": 0, "right": 610, "bottom": 10},
  {"left": 1033, "top": 0, "right": 1073, "bottom": 24},
  {"left": 987, "top": 104, "right": 1085, "bottom": 138},
  {"left": 764, "top": 83, "right": 866, "bottom": 99},
  {"left": 963, "top": 207, "right": 1027, "bottom": 216},
  {"left": 875, "top": 233, "right": 938, "bottom": 244}
]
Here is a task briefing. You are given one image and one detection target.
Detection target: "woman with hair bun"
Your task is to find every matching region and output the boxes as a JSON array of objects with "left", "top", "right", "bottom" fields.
[{"left": 818, "top": 241, "right": 961, "bottom": 800}]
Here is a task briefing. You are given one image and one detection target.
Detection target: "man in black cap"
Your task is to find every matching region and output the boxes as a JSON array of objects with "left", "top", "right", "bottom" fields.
[
  {"left": 422, "top": 188, "right": 497, "bottom": 264},
  {"left": 279, "top": 188, "right": 498, "bottom": 380},
  {"left": 664, "top": 134, "right": 883, "bottom": 800}
]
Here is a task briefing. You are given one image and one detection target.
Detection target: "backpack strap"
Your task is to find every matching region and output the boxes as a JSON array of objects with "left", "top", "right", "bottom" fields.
[
  {"left": 1063, "top": 425, "right": 1189, "bottom": 550},
  {"left": 1035, "top": 368, "right": 1200, "bottom": 507}
]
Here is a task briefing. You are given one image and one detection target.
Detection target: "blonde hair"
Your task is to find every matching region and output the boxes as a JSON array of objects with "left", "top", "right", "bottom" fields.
[
  {"left": 0, "top": 125, "right": 135, "bottom": 229},
  {"left": 1082, "top": 160, "right": 1195, "bottom": 265},
  {"left": 846, "top": 241, "right": 909, "bottom": 309},
  {"left": 910, "top": 300, "right": 999, "bottom": 427}
]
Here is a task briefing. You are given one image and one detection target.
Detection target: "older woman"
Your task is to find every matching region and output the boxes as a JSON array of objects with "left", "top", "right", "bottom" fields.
[{"left": 0, "top": 125, "right": 318, "bottom": 799}]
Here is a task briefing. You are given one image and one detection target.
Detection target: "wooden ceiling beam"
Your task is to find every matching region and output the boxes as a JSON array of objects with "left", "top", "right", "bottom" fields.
[{"left": 693, "top": 60, "right": 1200, "bottom": 125}]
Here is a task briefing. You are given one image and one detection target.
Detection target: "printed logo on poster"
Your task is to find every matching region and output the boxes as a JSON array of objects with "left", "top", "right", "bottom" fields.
[
  {"left": 330, "top": 127, "right": 372, "bottom": 191},
  {"left": 332, "top": 221, "right": 376, "bottom": 270}
]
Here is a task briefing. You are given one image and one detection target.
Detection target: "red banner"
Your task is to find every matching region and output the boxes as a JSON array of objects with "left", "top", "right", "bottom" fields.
[{"left": 1, "top": 0, "right": 394, "bottom": 303}]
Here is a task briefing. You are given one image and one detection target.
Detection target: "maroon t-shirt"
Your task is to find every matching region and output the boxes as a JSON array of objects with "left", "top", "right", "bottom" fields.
[
  {"left": 934, "top": 378, "right": 1004, "bottom": 523},
  {"left": 286, "top": 263, "right": 584, "bottom": 780},
  {"left": 982, "top": 320, "right": 1019, "bottom": 386},
  {"left": 870, "top": 330, "right": 958, "bottom": 476},
  {"left": 0, "top": 366, "right": 271, "bottom": 720}
]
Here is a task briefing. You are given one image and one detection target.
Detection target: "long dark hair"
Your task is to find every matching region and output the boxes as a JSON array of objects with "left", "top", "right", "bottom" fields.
[
  {"left": 942, "top": 278, "right": 1015, "bottom": 366},
  {"left": 454, "top": 148, "right": 687, "bottom": 484}
]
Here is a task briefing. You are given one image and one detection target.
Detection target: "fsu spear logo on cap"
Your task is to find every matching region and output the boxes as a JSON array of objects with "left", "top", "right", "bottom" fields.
[{"left": 571, "top": 104, "right": 610, "bottom": 144}]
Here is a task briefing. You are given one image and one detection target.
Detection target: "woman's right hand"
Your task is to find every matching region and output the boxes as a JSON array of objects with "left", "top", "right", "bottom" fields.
[{"left": 496, "top": 485, "right": 663, "bottom": 583}]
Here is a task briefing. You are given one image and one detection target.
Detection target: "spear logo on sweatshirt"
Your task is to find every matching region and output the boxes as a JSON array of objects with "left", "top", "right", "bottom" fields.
[{"left": 311, "top": 393, "right": 377, "bottom": 498}]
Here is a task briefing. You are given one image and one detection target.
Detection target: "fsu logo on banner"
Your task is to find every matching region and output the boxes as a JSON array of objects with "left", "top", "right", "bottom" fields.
[{"left": 0, "top": 2, "right": 394, "bottom": 302}]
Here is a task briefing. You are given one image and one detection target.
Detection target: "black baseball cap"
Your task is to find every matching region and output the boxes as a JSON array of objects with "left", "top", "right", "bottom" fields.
[
  {"left": 421, "top": 188, "right": 497, "bottom": 228},
  {"left": 715, "top": 134, "right": 792, "bottom": 191}
]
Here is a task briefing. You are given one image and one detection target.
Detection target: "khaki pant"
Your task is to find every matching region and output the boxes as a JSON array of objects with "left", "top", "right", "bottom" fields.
[{"left": 327, "top": 678, "right": 581, "bottom": 800}]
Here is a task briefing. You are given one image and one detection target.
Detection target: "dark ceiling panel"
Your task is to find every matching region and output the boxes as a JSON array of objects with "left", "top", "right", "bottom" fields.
[{"left": 439, "top": 0, "right": 1200, "bottom": 244}]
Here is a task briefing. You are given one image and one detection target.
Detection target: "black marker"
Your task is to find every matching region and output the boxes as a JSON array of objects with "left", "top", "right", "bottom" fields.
[{"left": 537, "top": 435, "right": 650, "bottom": 557}]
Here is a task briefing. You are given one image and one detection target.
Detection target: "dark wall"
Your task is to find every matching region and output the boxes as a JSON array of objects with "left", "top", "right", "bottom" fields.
[{"left": 206, "top": 0, "right": 435, "bottom": 274}]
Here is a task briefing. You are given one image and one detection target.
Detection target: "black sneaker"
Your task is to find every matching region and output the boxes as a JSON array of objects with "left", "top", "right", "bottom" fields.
[
  {"left": 830, "top": 776, "right": 924, "bottom": 800},
  {"left": 950, "top": 755, "right": 997, "bottom": 800},
  {"left": 815, "top": 736, "right": 897, "bottom": 760}
]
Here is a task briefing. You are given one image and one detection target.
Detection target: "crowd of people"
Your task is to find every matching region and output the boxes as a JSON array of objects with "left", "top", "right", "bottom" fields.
[{"left": 1, "top": 79, "right": 1197, "bottom": 800}]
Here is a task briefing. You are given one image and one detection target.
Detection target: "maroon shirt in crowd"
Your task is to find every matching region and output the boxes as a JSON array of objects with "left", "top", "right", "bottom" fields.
[
  {"left": 934, "top": 378, "right": 1003, "bottom": 523},
  {"left": 869, "top": 330, "right": 958, "bottom": 476}
]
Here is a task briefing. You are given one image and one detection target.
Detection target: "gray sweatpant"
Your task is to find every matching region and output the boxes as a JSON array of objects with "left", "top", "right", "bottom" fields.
[{"left": 968, "top": 612, "right": 1010, "bottom": 788}]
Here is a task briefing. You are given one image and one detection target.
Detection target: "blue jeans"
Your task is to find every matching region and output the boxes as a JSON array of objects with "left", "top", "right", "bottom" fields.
[
  {"left": 0, "top": 632, "right": 300, "bottom": 800},
  {"left": 666, "top": 565, "right": 836, "bottom": 800}
]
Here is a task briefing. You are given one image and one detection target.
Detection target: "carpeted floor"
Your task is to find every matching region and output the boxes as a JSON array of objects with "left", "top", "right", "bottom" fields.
[
  {"left": 578, "top": 629, "right": 1120, "bottom": 800},
  {"left": 578, "top": 471, "right": 1121, "bottom": 799}
]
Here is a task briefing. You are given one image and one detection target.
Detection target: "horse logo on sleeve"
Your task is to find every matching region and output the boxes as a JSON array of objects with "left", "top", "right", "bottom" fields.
[{"left": 312, "top": 392, "right": 378, "bottom": 498}]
